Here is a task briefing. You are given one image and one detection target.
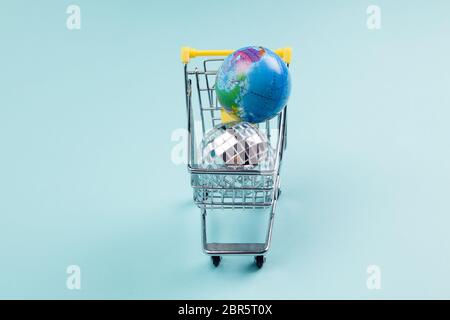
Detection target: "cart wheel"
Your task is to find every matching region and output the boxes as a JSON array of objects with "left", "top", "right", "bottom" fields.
[
  {"left": 255, "top": 255, "right": 266, "bottom": 269},
  {"left": 211, "top": 256, "right": 221, "bottom": 267}
]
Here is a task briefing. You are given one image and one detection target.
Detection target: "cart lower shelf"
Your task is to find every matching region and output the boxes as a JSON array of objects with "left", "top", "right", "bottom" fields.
[{"left": 204, "top": 243, "right": 267, "bottom": 255}]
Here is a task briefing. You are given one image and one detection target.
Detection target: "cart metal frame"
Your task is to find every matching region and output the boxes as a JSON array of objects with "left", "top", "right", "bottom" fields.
[{"left": 181, "top": 47, "right": 291, "bottom": 268}]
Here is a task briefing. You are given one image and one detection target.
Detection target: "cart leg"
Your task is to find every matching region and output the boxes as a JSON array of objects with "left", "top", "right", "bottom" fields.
[
  {"left": 201, "top": 208, "right": 208, "bottom": 251},
  {"left": 203, "top": 210, "right": 222, "bottom": 267},
  {"left": 263, "top": 200, "right": 277, "bottom": 253}
]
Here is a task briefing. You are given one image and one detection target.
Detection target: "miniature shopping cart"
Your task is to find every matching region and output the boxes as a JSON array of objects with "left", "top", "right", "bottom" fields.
[{"left": 181, "top": 47, "right": 291, "bottom": 268}]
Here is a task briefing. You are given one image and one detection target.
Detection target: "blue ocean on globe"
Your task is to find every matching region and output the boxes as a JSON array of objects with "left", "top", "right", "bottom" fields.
[{"left": 215, "top": 46, "right": 291, "bottom": 123}]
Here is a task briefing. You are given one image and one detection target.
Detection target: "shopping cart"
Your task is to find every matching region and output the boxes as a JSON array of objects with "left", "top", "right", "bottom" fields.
[{"left": 181, "top": 47, "right": 291, "bottom": 268}]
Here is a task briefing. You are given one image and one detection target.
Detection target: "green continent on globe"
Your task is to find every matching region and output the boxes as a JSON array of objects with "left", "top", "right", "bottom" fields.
[{"left": 215, "top": 85, "right": 241, "bottom": 116}]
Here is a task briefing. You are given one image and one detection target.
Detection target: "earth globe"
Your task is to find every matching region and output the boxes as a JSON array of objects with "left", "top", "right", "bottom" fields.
[{"left": 215, "top": 46, "right": 291, "bottom": 123}]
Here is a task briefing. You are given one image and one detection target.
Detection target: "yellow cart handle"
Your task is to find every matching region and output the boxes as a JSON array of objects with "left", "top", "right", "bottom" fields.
[{"left": 181, "top": 47, "right": 292, "bottom": 64}]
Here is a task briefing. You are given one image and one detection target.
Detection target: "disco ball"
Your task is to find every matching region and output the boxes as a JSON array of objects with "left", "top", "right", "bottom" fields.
[{"left": 201, "top": 122, "right": 273, "bottom": 169}]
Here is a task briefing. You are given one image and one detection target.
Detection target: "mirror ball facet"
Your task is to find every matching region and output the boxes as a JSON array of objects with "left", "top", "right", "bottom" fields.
[{"left": 201, "top": 122, "right": 273, "bottom": 169}]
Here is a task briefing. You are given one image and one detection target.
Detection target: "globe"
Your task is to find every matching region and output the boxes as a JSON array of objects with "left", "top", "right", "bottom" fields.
[{"left": 215, "top": 46, "right": 291, "bottom": 123}]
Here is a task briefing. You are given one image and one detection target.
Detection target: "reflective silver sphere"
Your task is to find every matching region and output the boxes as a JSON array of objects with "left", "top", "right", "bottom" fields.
[{"left": 201, "top": 122, "right": 273, "bottom": 169}]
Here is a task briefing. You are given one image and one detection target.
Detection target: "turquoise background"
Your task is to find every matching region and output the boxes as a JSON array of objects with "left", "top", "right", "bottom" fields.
[{"left": 1, "top": 0, "right": 450, "bottom": 299}]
